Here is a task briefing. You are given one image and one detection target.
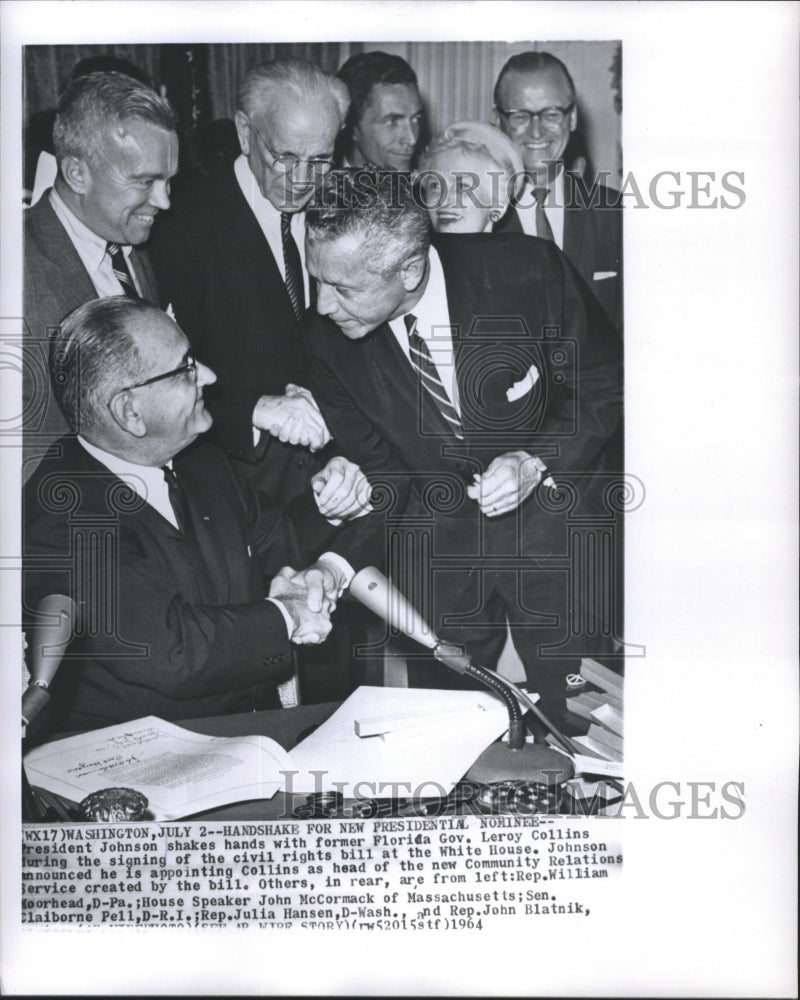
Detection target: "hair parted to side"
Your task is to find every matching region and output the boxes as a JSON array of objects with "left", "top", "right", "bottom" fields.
[
  {"left": 53, "top": 71, "right": 177, "bottom": 168},
  {"left": 238, "top": 56, "right": 349, "bottom": 122},
  {"left": 50, "top": 297, "right": 160, "bottom": 434},
  {"left": 493, "top": 51, "right": 576, "bottom": 106},
  {"left": 337, "top": 50, "right": 418, "bottom": 133},
  {"left": 305, "top": 168, "right": 431, "bottom": 276}
]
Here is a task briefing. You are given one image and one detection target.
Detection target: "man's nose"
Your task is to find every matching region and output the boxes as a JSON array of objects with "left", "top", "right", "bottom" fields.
[
  {"left": 150, "top": 179, "right": 171, "bottom": 211},
  {"left": 527, "top": 114, "right": 544, "bottom": 139},
  {"left": 401, "top": 117, "right": 419, "bottom": 147},
  {"left": 315, "top": 282, "right": 335, "bottom": 315},
  {"left": 196, "top": 360, "right": 216, "bottom": 386}
]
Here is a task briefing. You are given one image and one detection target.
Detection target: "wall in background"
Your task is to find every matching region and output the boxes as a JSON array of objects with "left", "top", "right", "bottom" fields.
[{"left": 24, "top": 40, "right": 621, "bottom": 184}]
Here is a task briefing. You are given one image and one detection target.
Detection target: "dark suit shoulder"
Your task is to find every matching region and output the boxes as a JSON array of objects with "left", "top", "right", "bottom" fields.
[{"left": 433, "top": 231, "right": 566, "bottom": 283}]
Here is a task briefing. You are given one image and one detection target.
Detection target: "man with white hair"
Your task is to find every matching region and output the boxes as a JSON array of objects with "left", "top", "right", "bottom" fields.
[{"left": 150, "top": 57, "right": 350, "bottom": 501}]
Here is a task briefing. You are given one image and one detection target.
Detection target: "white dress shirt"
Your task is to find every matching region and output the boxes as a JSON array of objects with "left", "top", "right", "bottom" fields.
[
  {"left": 514, "top": 166, "right": 566, "bottom": 250},
  {"left": 387, "top": 247, "right": 460, "bottom": 415},
  {"left": 49, "top": 188, "right": 142, "bottom": 296},
  {"left": 233, "top": 154, "right": 310, "bottom": 301}
]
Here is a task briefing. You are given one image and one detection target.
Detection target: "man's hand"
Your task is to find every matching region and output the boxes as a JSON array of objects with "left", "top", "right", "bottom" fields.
[
  {"left": 312, "top": 456, "right": 373, "bottom": 523},
  {"left": 253, "top": 384, "right": 332, "bottom": 452},
  {"left": 466, "top": 451, "right": 547, "bottom": 517},
  {"left": 268, "top": 566, "right": 336, "bottom": 644}
]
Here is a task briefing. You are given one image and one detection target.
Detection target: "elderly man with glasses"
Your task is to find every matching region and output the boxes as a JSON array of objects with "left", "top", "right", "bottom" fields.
[
  {"left": 150, "top": 57, "right": 350, "bottom": 503},
  {"left": 22, "top": 297, "right": 374, "bottom": 736},
  {"left": 492, "top": 51, "right": 623, "bottom": 331}
]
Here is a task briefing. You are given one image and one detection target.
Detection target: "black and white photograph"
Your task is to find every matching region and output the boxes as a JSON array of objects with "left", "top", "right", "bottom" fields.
[{"left": 1, "top": 2, "right": 797, "bottom": 996}]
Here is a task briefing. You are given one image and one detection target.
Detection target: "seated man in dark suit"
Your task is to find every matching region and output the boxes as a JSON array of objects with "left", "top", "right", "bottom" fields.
[
  {"left": 492, "top": 51, "right": 623, "bottom": 331},
  {"left": 23, "top": 70, "right": 178, "bottom": 478},
  {"left": 23, "top": 297, "right": 371, "bottom": 736},
  {"left": 304, "top": 170, "right": 623, "bottom": 720}
]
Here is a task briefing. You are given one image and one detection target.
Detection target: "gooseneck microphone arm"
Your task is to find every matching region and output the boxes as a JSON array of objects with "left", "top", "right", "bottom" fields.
[{"left": 429, "top": 640, "right": 526, "bottom": 750}]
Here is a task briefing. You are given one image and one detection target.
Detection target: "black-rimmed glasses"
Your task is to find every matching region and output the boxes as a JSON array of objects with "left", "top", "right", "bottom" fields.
[
  {"left": 496, "top": 103, "right": 575, "bottom": 131},
  {"left": 122, "top": 355, "right": 198, "bottom": 391}
]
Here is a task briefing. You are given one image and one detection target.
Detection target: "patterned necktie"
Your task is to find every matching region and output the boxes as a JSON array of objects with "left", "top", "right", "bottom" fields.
[
  {"left": 162, "top": 466, "right": 193, "bottom": 537},
  {"left": 106, "top": 242, "right": 140, "bottom": 297},
  {"left": 280, "top": 212, "right": 305, "bottom": 321},
  {"left": 532, "top": 187, "right": 555, "bottom": 243},
  {"left": 404, "top": 314, "right": 463, "bottom": 439}
]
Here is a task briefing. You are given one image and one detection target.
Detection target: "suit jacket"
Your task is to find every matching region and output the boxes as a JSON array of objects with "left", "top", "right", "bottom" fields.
[
  {"left": 305, "top": 233, "right": 623, "bottom": 573},
  {"left": 22, "top": 436, "right": 337, "bottom": 735},
  {"left": 496, "top": 176, "right": 623, "bottom": 332},
  {"left": 23, "top": 193, "right": 159, "bottom": 478},
  {"left": 148, "top": 165, "right": 315, "bottom": 499}
]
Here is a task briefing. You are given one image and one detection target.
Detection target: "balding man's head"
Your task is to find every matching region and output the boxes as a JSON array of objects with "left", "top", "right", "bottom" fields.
[
  {"left": 52, "top": 298, "right": 216, "bottom": 464},
  {"left": 493, "top": 52, "right": 577, "bottom": 186}
]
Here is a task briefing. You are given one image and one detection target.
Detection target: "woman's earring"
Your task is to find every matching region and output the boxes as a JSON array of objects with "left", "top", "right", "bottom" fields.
[{"left": 490, "top": 210, "right": 501, "bottom": 223}]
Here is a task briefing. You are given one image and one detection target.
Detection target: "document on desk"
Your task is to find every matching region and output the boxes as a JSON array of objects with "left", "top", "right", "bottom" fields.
[
  {"left": 23, "top": 716, "right": 293, "bottom": 820},
  {"left": 288, "top": 686, "right": 509, "bottom": 796}
]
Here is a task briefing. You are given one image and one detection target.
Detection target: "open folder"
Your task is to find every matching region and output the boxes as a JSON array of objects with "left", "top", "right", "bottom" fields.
[{"left": 23, "top": 686, "right": 509, "bottom": 819}]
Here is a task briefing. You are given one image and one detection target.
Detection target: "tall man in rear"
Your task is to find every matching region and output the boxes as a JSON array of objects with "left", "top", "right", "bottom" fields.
[{"left": 304, "top": 170, "right": 623, "bottom": 720}]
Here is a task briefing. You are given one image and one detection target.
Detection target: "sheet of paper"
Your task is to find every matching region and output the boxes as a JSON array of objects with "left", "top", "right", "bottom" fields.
[
  {"left": 287, "top": 685, "right": 509, "bottom": 797},
  {"left": 23, "top": 716, "right": 292, "bottom": 820}
]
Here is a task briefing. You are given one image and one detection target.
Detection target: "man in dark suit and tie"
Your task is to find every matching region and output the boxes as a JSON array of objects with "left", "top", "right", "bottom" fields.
[
  {"left": 23, "top": 297, "right": 372, "bottom": 736},
  {"left": 492, "top": 51, "right": 623, "bottom": 332},
  {"left": 149, "top": 57, "right": 350, "bottom": 502},
  {"left": 23, "top": 70, "right": 178, "bottom": 479},
  {"left": 304, "top": 170, "right": 623, "bottom": 719}
]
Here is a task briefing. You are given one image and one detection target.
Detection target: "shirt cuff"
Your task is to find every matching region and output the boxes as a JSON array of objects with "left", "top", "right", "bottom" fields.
[
  {"left": 265, "top": 597, "right": 293, "bottom": 638},
  {"left": 317, "top": 552, "right": 355, "bottom": 593}
]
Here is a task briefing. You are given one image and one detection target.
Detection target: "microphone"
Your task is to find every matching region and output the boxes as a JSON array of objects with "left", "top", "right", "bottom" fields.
[
  {"left": 22, "top": 594, "right": 76, "bottom": 728},
  {"left": 349, "top": 567, "right": 574, "bottom": 785}
]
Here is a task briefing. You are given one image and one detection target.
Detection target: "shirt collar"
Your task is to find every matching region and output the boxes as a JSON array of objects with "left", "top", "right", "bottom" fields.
[
  {"left": 78, "top": 435, "right": 168, "bottom": 498},
  {"left": 49, "top": 187, "right": 127, "bottom": 273}
]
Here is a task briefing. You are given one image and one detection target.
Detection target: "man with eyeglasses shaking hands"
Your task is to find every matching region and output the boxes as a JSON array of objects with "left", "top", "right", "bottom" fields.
[
  {"left": 22, "top": 297, "right": 375, "bottom": 737},
  {"left": 150, "top": 58, "right": 350, "bottom": 502},
  {"left": 492, "top": 52, "right": 623, "bottom": 332}
]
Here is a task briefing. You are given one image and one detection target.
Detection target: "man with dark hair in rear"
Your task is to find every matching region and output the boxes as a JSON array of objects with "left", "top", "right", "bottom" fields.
[{"left": 337, "top": 51, "right": 424, "bottom": 170}]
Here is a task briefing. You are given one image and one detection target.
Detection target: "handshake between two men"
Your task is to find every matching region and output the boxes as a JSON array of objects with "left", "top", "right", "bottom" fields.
[{"left": 267, "top": 453, "right": 373, "bottom": 647}]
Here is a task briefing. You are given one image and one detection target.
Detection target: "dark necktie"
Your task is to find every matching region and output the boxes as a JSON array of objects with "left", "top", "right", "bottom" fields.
[
  {"left": 404, "top": 314, "right": 463, "bottom": 439},
  {"left": 106, "top": 242, "right": 140, "bottom": 297},
  {"left": 280, "top": 212, "right": 305, "bottom": 321},
  {"left": 532, "top": 187, "right": 555, "bottom": 243},
  {"left": 162, "top": 465, "right": 193, "bottom": 537}
]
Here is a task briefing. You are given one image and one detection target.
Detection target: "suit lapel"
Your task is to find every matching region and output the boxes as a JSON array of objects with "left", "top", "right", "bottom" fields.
[{"left": 29, "top": 197, "right": 97, "bottom": 308}]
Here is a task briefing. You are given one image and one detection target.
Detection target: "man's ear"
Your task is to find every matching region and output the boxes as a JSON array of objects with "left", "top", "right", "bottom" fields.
[
  {"left": 568, "top": 103, "right": 578, "bottom": 133},
  {"left": 60, "top": 155, "right": 90, "bottom": 195},
  {"left": 233, "top": 111, "right": 251, "bottom": 156},
  {"left": 399, "top": 252, "right": 428, "bottom": 293},
  {"left": 108, "top": 390, "right": 147, "bottom": 438}
]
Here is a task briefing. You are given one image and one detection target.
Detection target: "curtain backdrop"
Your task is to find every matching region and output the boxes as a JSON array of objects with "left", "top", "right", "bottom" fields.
[{"left": 24, "top": 40, "right": 621, "bottom": 182}]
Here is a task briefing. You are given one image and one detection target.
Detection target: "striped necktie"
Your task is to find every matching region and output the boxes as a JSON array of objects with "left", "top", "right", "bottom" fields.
[
  {"left": 532, "top": 187, "right": 555, "bottom": 243},
  {"left": 280, "top": 211, "right": 305, "bottom": 321},
  {"left": 404, "top": 314, "right": 463, "bottom": 439},
  {"left": 106, "top": 242, "right": 140, "bottom": 297}
]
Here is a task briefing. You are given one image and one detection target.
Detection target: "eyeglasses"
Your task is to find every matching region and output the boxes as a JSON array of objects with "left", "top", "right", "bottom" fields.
[
  {"left": 247, "top": 119, "right": 335, "bottom": 173},
  {"left": 122, "top": 355, "right": 197, "bottom": 391},
  {"left": 496, "top": 104, "right": 575, "bottom": 131}
]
